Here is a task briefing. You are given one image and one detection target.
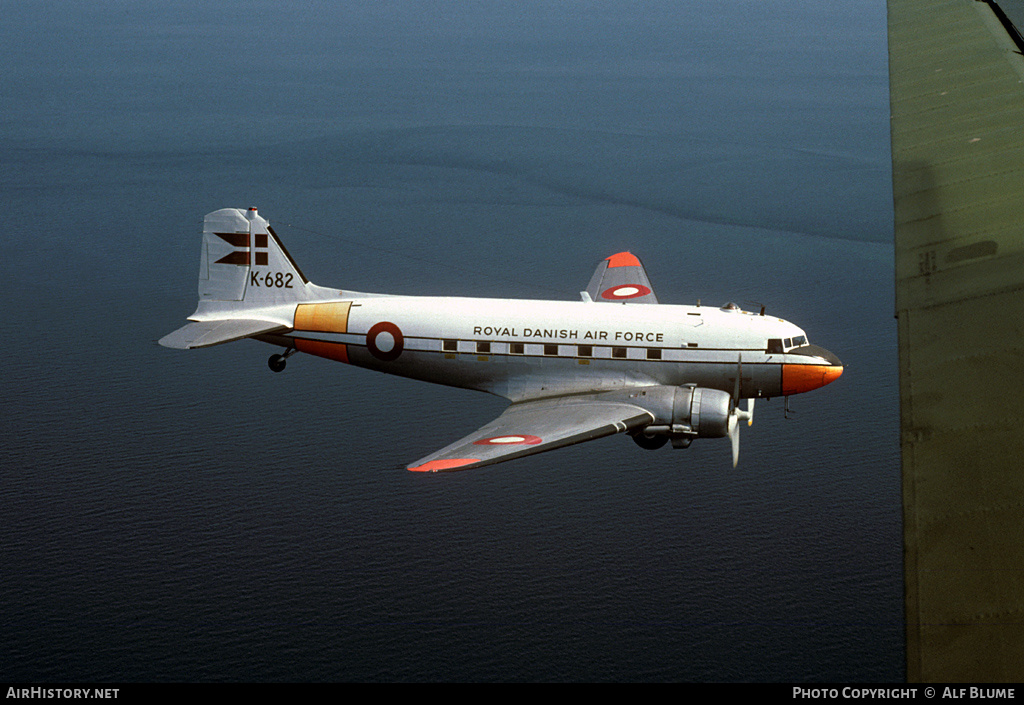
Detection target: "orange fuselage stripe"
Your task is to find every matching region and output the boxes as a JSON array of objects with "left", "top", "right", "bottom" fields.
[
  {"left": 294, "top": 338, "right": 349, "bottom": 364},
  {"left": 294, "top": 301, "right": 351, "bottom": 333}
]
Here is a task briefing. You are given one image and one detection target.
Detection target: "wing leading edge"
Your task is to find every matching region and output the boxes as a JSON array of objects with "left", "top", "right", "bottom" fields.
[{"left": 407, "top": 395, "right": 655, "bottom": 472}]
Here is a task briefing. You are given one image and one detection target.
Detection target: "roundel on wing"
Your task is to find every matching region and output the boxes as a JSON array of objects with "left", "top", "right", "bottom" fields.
[
  {"left": 473, "top": 435, "right": 543, "bottom": 446},
  {"left": 601, "top": 284, "right": 651, "bottom": 300},
  {"left": 366, "top": 321, "right": 404, "bottom": 361}
]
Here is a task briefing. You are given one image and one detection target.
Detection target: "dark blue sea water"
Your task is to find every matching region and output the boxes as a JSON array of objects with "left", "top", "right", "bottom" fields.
[{"left": 1, "top": 1, "right": 901, "bottom": 681}]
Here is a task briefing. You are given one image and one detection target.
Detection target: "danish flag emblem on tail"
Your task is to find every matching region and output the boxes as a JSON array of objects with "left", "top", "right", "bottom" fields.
[{"left": 212, "top": 232, "right": 269, "bottom": 266}]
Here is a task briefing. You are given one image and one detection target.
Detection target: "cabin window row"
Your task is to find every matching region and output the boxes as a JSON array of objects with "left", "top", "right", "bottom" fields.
[{"left": 443, "top": 340, "right": 665, "bottom": 360}]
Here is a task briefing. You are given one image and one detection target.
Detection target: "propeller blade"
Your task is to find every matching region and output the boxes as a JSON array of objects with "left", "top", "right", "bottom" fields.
[
  {"left": 729, "top": 414, "right": 740, "bottom": 467},
  {"left": 729, "top": 356, "right": 753, "bottom": 466}
]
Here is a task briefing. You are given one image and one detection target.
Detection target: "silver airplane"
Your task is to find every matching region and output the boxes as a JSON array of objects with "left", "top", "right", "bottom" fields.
[{"left": 161, "top": 208, "right": 843, "bottom": 471}]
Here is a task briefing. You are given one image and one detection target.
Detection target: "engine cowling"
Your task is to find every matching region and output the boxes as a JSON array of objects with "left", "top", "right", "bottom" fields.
[
  {"left": 631, "top": 385, "right": 732, "bottom": 448},
  {"left": 680, "top": 386, "right": 731, "bottom": 438}
]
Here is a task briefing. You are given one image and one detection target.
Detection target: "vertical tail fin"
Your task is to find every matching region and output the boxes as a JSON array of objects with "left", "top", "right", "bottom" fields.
[
  {"left": 199, "top": 207, "right": 315, "bottom": 305},
  {"left": 161, "top": 208, "right": 333, "bottom": 350}
]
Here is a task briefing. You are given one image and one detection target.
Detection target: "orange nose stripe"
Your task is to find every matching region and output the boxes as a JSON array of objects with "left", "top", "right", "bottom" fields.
[{"left": 782, "top": 364, "right": 843, "bottom": 395}]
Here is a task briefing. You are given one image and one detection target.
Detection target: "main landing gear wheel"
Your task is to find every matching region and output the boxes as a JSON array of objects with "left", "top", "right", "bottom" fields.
[{"left": 632, "top": 432, "right": 668, "bottom": 450}]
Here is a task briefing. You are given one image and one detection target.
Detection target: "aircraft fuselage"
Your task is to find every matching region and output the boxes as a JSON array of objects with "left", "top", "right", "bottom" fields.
[{"left": 258, "top": 294, "right": 841, "bottom": 403}]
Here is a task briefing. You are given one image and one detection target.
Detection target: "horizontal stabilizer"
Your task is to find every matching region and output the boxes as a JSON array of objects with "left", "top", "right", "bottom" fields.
[{"left": 159, "top": 319, "right": 287, "bottom": 349}]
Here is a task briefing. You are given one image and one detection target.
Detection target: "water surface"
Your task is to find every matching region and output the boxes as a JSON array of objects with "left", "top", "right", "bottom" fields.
[{"left": 0, "top": 1, "right": 900, "bottom": 682}]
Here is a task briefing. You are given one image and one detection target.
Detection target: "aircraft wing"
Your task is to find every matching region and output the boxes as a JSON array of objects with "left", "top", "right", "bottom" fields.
[
  {"left": 890, "top": 0, "right": 1024, "bottom": 681},
  {"left": 159, "top": 319, "right": 287, "bottom": 349},
  {"left": 585, "top": 251, "right": 659, "bottom": 304},
  {"left": 407, "top": 395, "right": 654, "bottom": 472}
]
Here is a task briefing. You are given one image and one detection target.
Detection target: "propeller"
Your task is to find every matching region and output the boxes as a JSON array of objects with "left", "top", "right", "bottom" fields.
[
  {"left": 728, "top": 356, "right": 755, "bottom": 467},
  {"left": 728, "top": 398, "right": 755, "bottom": 467}
]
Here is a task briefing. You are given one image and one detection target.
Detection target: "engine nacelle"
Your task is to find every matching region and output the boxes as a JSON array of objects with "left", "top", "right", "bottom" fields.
[
  {"left": 679, "top": 386, "right": 731, "bottom": 438},
  {"left": 631, "top": 385, "right": 732, "bottom": 449}
]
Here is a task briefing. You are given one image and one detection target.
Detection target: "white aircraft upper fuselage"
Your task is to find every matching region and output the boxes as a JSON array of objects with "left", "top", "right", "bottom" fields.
[{"left": 162, "top": 208, "right": 843, "bottom": 471}]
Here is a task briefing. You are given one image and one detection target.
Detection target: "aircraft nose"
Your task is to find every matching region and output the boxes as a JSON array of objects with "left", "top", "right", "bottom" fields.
[
  {"left": 790, "top": 343, "right": 842, "bottom": 367},
  {"left": 781, "top": 345, "right": 843, "bottom": 395}
]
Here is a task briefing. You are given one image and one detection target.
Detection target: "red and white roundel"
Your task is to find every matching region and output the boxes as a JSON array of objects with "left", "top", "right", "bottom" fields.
[
  {"left": 601, "top": 284, "right": 651, "bottom": 300},
  {"left": 366, "top": 321, "right": 404, "bottom": 361},
  {"left": 473, "top": 434, "right": 543, "bottom": 446}
]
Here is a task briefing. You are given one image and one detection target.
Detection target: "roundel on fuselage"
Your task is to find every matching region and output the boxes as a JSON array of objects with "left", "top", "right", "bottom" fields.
[{"left": 366, "top": 321, "right": 404, "bottom": 361}]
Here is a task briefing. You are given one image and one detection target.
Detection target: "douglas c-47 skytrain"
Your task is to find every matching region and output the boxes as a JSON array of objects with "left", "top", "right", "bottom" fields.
[{"left": 161, "top": 208, "right": 843, "bottom": 471}]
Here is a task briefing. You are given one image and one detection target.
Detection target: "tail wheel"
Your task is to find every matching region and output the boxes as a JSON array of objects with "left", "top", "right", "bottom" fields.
[{"left": 268, "top": 354, "right": 286, "bottom": 373}]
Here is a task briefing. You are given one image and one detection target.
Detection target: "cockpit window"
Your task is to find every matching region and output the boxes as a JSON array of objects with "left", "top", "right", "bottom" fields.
[{"left": 778, "top": 335, "right": 809, "bottom": 352}]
